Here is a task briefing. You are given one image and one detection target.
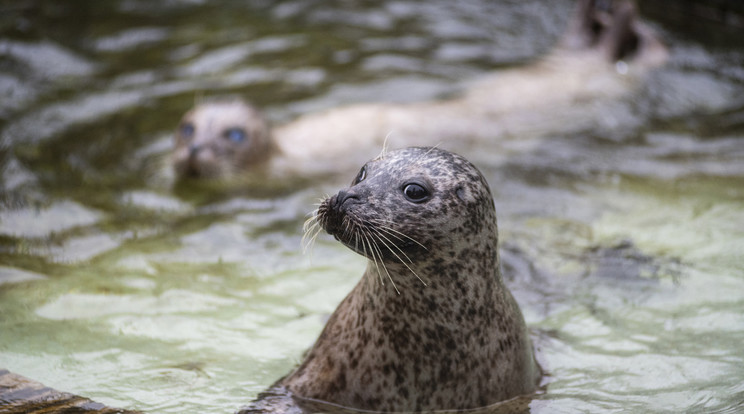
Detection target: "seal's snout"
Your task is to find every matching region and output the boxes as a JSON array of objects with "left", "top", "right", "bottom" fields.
[
  {"left": 188, "top": 144, "right": 201, "bottom": 157},
  {"left": 319, "top": 188, "right": 362, "bottom": 238},
  {"left": 333, "top": 189, "right": 361, "bottom": 211}
]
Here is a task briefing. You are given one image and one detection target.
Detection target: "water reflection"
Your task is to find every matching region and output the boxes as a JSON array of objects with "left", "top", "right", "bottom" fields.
[{"left": 1, "top": 1, "right": 743, "bottom": 413}]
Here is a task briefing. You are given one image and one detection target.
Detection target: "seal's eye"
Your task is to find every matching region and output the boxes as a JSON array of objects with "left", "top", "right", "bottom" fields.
[
  {"left": 352, "top": 166, "right": 367, "bottom": 185},
  {"left": 224, "top": 128, "right": 248, "bottom": 143},
  {"left": 403, "top": 183, "right": 430, "bottom": 203},
  {"left": 179, "top": 123, "right": 195, "bottom": 139}
]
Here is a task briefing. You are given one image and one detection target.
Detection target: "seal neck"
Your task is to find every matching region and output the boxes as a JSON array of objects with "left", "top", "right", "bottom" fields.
[{"left": 360, "top": 250, "right": 504, "bottom": 315}]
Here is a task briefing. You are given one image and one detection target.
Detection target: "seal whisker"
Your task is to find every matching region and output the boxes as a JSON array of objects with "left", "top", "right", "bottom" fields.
[
  {"left": 367, "top": 219, "right": 428, "bottom": 251},
  {"left": 361, "top": 225, "right": 390, "bottom": 288},
  {"left": 302, "top": 211, "right": 318, "bottom": 233},
  {"left": 350, "top": 218, "right": 366, "bottom": 259},
  {"left": 366, "top": 231, "right": 400, "bottom": 294},
  {"left": 342, "top": 215, "right": 355, "bottom": 242},
  {"left": 353, "top": 225, "right": 361, "bottom": 255},
  {"left": 301, "top": 211, "right": 322, "bottom": 254},
  {"left": 308, "top": 224, "right": 324, "bottom": 253},
  {"left": 369, "top": 229, "right": 428, "bottom": 287},
  {"left": 371, "top": 229, "right": 414, "bottom": 263},
  {"left": 362, "top": 228, "right": 386, "bottom": 287},
  {"left": 374, "top": 225, "right": 428, "bottom": 251},
  {"left": 377, "top": 132, "right": 393, "bottom": 160}
]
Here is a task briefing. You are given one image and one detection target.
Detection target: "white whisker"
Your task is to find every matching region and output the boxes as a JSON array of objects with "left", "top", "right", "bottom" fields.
[
  {"left": 362, "top": 228, "right": 385, "bottom": 287},
  {"left": 301, "top": 219, "right": 323, "bottom": 255},
  {"left": 370, "top": 230, "right": 428, "bottom": 287},
  {"left": 366, "top": 218, "right": 428, "bottom": 251},
  {"left": 371, "top": 229, "right": 414, "bottom": 264},
  {"left": 367, "top": 230, "right": 400, "bottom": 295}
]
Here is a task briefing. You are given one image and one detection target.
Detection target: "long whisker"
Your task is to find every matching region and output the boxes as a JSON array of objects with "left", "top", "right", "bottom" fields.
[
  {"left": 361, "top": 227, "right": 385, "bottom": 287},
  {"left": 371, "top": 229, "right": 413, "bottom": 264},
  {"left": 378, "top": 131, "right": 393, "bottom": 159},
  {"left": 301, "top": 211, "right": 322, "bottom": 254},
  {"left": 308, "top": 224, "right": 323, "bottom": 254},
  {"left": 375, "top": 225, "right": 428, "bottom": 251},
  {"left": 348, "top": 217, "right": 381, "bottom": 286},
  {"left": 354, "top": 225, "right": 361, "bottom": 256},
  {"left": 367, "top": 231, "right": 400, "bottom": 295},
  {"left": 366, "top": 219, "right": 428, "bottom": 251},
  {"left": 370, "top": 230, "right": 428, "bottom": 287}
]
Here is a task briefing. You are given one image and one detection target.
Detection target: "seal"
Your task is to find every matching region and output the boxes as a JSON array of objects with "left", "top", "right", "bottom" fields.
[
  {"left": 172, "top": 98, "right": 274, "bottom": 179},
  {"left": 172, "top": 0, "right": 667, "bottom": 182},
  {"left": 241, "top": 147, "right": 540, "bottom": 412}
]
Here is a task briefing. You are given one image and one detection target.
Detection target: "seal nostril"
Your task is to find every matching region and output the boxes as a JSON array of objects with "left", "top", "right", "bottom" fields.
[
  {"left": 334, "top": 189, "right": 360, "bottom": 210},
  {"left": 189, "top": 144, "right": 200, "bottom": 157}
]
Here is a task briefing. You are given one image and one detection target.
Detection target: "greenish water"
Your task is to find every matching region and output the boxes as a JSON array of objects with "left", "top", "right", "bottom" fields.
[{"left": 1, "top": 1, "right": 743, "bottom": 413}]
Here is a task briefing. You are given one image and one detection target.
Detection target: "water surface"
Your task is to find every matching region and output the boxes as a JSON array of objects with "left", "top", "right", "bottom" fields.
[{"left": 1, "top": 1, "right": 743, "bottom": 413}]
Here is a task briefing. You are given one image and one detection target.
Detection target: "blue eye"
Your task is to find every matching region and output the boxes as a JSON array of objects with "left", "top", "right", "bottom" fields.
[
  {"left": 225, "top": 128, "right": 247, "bottom": 143},
  {"left": 179, "top": 123, "right": 195, "bottom": 139}
]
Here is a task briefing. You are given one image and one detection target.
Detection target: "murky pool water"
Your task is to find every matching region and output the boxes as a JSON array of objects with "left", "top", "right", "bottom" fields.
[{"left": 1, "top": 1, "right": 743, "bottom": 413}]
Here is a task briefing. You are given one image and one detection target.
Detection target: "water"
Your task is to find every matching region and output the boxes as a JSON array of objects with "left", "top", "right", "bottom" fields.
[{"left": 1, "top": 1, "right": 743, "bottom": 413}]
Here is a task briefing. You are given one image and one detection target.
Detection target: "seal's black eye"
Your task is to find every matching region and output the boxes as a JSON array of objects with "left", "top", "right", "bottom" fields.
[
  {"left": 224, "top": 128, "right": 248, "bottom": 143},
  {"left": 352, "top": 166, "right": 367, "bottom": 185},
  {"left": 403, "top": 183, "right": 430, "bottom": 203},
  {"left": 179, "top": 123, "right": 195, "bottom": 139}
]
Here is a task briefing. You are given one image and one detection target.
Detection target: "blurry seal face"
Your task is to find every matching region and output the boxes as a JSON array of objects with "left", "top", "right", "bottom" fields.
[
  {"left": 279, "top": 147, "right": 540, "bottom": 412},
  {"left": 172, "top": 99, "right": 272, "bottom": 179}
]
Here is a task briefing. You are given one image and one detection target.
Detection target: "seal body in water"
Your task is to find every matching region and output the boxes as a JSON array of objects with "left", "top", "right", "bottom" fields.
[
  {"left": 171, "top": 0, "right": 667, "bottom": 182},
  {"left": 242, "top": 147, "right": 540, "bottom": 412}
]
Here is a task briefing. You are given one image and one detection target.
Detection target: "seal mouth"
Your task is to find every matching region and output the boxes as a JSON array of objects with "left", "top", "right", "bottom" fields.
[
  {"left": 317, "top": 193, "right": 357, "bottom": 242},
  {"left": 185, "top": 164, "right": 202, "bottom": 178},
  {"left": 175, "top": 151, "right": 225, "bottom": 180}
]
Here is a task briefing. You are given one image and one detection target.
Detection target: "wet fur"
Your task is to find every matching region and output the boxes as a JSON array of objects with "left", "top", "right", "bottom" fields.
[{"left": 243, "top": 148, "right": 540, "bottom": 412}]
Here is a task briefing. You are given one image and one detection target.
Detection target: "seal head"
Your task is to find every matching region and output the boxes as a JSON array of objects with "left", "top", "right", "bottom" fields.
[
  {"left": 172, "top": 99, "right": 272, "bottom": 179},
  {"left": 317, "top": 147, "right": 492, "bottom": 273}
]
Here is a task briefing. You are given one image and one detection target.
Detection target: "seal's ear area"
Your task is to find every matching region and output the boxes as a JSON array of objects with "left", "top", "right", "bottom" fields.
[{"left": 455, "top": 185, "right": 473, "bottom": 203}]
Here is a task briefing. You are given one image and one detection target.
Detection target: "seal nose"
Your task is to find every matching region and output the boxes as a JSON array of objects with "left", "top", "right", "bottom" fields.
[
  {"left": 321, "top": 189, "right": 362, "bottom": 237},
  {"left": 333, "top": 189, "right": 360, "bottom": 211},
  {"left": 189, "top": 144, "right": 201, "bottom": 158}
]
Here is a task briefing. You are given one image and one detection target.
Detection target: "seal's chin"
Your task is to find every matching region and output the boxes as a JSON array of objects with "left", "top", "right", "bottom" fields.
[
  {"left": 320, "top": 215, "right": 365, "bottom": 257},
  {"left": 317, "top": 199, "right": 344, "bottom": 238}
]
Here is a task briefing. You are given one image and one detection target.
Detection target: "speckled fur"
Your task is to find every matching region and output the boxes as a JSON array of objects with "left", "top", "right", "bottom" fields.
[{"left": 278, "top": 147, "right": 540, "bottom": 412}]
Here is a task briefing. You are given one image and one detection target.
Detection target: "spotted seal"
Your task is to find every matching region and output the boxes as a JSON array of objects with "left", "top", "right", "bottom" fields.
[{"left": 241, "top": 147, "right": 540, "bottom": 412}]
